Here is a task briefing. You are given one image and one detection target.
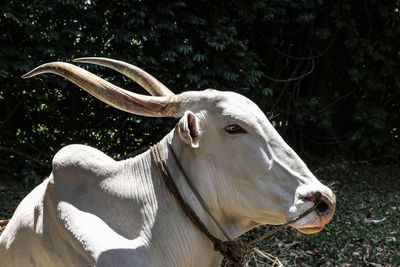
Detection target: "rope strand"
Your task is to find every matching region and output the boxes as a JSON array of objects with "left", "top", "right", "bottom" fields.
[
  {"left": 150, "top": 143, "right": 247, "bottom": 263},
  {"left": 167, "top": 142, "right": 232, "bottom": 241}
]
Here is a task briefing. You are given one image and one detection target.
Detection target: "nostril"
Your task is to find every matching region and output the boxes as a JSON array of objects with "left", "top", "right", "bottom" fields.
[
  {"left": 301, "top": 190, "right": 335, "bottom": 216},
  {"left": 316, "top": 200, "right": 330, "bottom": 215}
]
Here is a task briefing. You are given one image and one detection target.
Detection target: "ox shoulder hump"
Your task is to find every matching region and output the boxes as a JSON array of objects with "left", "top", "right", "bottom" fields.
[{"left": 52, "top": 144, "right": 116, "bottom": 177}]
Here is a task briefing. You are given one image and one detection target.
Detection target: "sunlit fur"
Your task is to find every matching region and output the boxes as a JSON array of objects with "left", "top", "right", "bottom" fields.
[{"left": 0, "top": 89, "right": 335, "bottom": 267}]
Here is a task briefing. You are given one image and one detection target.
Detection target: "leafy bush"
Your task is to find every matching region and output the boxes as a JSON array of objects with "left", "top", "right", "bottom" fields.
[{"left": 1, "top": 0, "right": 399, "bottom": 181}]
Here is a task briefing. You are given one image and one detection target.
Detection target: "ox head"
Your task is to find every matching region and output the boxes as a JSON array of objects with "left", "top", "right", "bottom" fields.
[{"left": 22, "top": 57, "right": 335, "bottom": 234}]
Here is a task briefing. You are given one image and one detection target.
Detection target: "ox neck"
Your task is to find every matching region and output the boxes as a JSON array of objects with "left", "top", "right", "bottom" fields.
[
  {"left": 150, "top": 141, "right": 247, "bottom": 263},
  {"left": 125, "top": 136, "right": 258, "bottom": 265},
  {"left": 161, "top": 135, "right": 256, "bottom": 240},
  {"left": 159, "top": 135, "right": 257, "bottom": 230}
]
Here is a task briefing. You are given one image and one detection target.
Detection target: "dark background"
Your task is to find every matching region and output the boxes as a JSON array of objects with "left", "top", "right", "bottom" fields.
[{"left": 1, "top": 0, "right": 399, "bottom": 183}]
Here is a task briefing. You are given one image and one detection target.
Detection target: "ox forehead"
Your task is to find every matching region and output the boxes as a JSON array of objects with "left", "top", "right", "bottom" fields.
[
  {"left": 0, "top": 57, "right": 336, "bottom": 267},
  {"left": 181, "top": 90, "right": 267, "bottom": 130}
]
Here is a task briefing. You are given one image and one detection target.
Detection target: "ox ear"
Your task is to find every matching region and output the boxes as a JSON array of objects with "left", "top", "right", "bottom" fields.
[{"left": 177, "top": 110, "right": 200, "bottom": 148}]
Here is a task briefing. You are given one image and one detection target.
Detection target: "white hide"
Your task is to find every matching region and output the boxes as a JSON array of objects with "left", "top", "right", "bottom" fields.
[{"left": 0, "top": 90, "right": 335, "bottom": 266}]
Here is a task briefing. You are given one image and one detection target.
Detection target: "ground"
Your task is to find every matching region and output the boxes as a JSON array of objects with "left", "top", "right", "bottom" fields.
[{"left": 1, "top": 160, "right": 399, "bottom": 266}]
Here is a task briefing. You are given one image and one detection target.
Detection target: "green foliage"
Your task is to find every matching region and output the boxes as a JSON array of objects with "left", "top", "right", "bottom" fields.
[
  {"left": 349, "top": 102, "right": 389, "bottom": 157},
  {"left": 1, "top": 0, "right": 399, "bottom": 181}
]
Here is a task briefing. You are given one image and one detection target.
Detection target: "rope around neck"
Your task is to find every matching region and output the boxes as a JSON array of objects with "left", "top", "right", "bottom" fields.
[
  {"left": 150, "top": 143, "right": 247, "bottom": 263},
  {"left": 150, "top": 142, "right": 317, "bottom": 265}
]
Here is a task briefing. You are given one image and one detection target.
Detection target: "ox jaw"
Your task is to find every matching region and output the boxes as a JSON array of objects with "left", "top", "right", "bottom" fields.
[{"left": 251, "top": 156, "right": 336, "bottom": 236}]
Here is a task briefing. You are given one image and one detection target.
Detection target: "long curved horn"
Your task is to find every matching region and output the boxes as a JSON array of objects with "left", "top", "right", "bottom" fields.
[
  {"left": 21, "top": 62, "right": 180, "bottom": 117},
  {"left": 73, "top": 57, "right": 174, "bottom": 97}
]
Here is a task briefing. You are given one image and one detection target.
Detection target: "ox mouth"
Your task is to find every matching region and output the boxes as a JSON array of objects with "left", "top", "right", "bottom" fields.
[{"left": 296, "top": 226, "right": 324, "bottom": 234}]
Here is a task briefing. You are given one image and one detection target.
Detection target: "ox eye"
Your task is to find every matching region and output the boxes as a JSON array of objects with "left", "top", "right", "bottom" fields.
[{"left": 224, "top": 124, "right": 247, "bottom": 134}]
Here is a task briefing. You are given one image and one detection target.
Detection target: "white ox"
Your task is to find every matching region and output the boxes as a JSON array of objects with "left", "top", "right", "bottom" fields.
[{"left": 0, "top": 58, "right": 335, "bottom": 266}]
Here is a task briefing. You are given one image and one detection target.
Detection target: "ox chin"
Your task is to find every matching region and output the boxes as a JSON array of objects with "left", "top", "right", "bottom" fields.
[{"left": 295, "top": 225, "right": 325, "bottom": 234}]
